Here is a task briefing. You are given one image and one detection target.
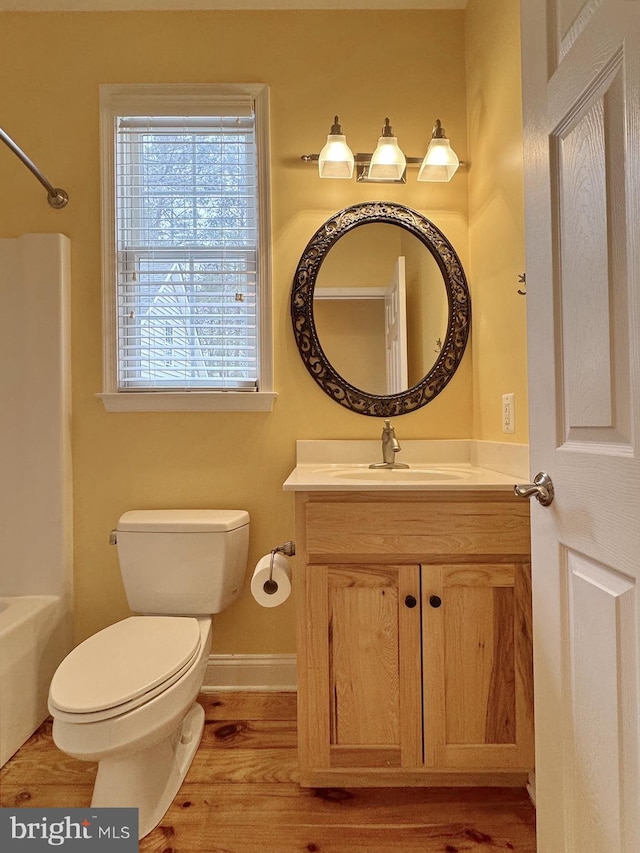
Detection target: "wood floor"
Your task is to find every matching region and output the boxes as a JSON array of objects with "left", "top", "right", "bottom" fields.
[{"left": 0, "top": 692, "right": 536, "bottom": 852}]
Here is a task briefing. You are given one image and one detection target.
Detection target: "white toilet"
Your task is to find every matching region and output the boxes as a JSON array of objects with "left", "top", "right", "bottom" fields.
[{"left": 48, "top": 509, "right": 250, "bottom": 838}]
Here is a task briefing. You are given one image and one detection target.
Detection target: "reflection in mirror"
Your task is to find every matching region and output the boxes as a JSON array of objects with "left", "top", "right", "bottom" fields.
[
  {"left": 291, "top": 202, "right": 471, "bottom": 417},
  {"left": 313, "top": 224, "right": 448, "bottom": 395}
]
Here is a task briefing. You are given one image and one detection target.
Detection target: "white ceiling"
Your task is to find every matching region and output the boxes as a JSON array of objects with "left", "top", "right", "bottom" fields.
[{"left": 0, "top": 0, "right": 466, "bottom": 10}]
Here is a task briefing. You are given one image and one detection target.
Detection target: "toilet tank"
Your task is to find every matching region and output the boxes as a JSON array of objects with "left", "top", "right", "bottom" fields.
[{"left": 115, "top": 510, "right": 250, "bottom": 615}]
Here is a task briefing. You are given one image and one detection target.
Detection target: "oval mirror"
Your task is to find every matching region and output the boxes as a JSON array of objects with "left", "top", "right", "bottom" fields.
[{"left": 291, "top": 202, "right": 471, "bottom": 417}]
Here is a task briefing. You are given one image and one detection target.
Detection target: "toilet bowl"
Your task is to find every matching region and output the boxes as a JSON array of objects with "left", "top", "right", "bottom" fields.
[
  {"left": 49, "top": 616, "right": 211, "bottom": 837},
  {"left": 48, "top": 509, "right": 249, "bottom": 839}
]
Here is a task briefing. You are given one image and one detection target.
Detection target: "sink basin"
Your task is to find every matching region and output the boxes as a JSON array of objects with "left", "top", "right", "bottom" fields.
[
  {"left": 324, "top": 466, "right": 470, "bottom": 482},
  {"left": 283, "top": 442, "right": 526, "bottom": 492},
  {"left": 283, "top": 457, "right": 520, "bottom": 492}
]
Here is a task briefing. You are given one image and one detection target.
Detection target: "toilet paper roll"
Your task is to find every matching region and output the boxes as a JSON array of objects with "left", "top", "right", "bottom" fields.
[{"left": 250, "top": 552, "right": 292, "bottom": 608}]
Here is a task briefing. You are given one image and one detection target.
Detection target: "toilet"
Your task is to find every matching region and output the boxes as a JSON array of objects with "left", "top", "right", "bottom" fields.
[{"left": 48, "top": 509, "right": 250, "bottom": 839}]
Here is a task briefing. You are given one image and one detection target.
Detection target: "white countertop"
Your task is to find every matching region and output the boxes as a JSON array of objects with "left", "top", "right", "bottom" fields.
[{"left": 283, "top": 440, "right": 529, "bottom": 493}]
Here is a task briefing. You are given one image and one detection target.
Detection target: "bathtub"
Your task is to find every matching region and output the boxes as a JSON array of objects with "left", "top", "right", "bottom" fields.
[{"left": 0, "top": 595, "right": 70, "bottom": 767}]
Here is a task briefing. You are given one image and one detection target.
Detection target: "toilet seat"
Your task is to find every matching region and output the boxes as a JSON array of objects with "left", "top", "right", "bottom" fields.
[{"left": 49, "top": 616, "right": 202, "bottom": 723}]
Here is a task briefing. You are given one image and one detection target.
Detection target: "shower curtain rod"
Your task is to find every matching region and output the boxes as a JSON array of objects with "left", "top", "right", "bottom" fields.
[{"left": 0, "top": 127, "right": 68, "bottom": 209}]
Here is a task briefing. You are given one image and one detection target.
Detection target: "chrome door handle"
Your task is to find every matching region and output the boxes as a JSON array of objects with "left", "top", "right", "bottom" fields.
[{"left": 514, "top": 472, "right": 554, "bottom": 506}]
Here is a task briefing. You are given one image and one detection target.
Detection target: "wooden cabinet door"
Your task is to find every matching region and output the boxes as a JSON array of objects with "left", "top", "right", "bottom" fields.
[
  {"left": 422, "top": 563, "right": 534, "bottom": 771},
  {"left": 304, "top": 563, "right": 423, "bottom": 777}
]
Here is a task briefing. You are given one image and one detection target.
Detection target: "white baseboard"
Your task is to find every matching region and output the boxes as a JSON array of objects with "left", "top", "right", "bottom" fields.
[{"left": 202, "top": 653, "right": 297, "bottom": 692}]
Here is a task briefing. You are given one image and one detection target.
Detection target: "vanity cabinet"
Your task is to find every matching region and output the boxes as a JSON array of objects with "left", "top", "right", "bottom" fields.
[{"left": 294, "top": 490, "right": 534, "bottom": 787}]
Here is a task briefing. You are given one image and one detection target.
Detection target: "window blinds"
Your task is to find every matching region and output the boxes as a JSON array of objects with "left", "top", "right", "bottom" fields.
[{"left": 115, "top": 109, "right": 259, "bottom": 390}]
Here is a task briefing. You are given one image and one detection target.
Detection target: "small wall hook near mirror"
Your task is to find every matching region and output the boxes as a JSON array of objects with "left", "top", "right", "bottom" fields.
[{"left": 517, "top": 273, "right": 527, "bottom": 296}]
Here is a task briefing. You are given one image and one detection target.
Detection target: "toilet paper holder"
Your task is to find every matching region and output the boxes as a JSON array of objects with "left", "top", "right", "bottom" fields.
[{"left": 264, "top": 541, "right": 296, "bottom": 594}]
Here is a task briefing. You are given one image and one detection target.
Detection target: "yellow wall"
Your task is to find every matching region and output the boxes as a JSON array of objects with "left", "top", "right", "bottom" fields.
[
  {"left": 465, "top": 0, "right": 529, "bottom": 443},
  {"left": 0, "top": 10, "right": 474, "bottom": 652},
  {"left": 314, "top": 299, "right": 387, "bottom": 394}
]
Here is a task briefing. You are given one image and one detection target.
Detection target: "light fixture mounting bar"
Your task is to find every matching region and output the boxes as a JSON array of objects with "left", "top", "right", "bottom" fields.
[{"left": 302, "top": 154, "right": 426, "bottom": 164}]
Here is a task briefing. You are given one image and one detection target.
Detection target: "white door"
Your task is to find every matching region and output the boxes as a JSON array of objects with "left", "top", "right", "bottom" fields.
[
  {"left": 384, "top": 256, "right": 408, "bottom": 393},
  {"left": 520, "top": 1, "right": 640, "bottom": 851}
]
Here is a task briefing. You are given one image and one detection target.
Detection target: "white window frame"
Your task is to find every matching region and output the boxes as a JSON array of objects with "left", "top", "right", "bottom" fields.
[{"left": 97, "top": 83, "right": 276, "bottom": 412}]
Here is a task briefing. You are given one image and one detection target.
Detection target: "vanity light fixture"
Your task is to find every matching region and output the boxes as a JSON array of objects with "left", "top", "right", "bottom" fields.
[
  {"left": 417, "top": 119, "right": 460, "bottom": 182},
  {"left": 302, "top": 116, "right": 462, "bottom": 184}
]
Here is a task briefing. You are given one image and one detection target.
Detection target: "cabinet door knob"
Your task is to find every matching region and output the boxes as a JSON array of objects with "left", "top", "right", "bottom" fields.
[
  {"left": 429, "top": 595, "right": 442, "bottom": 608},
  {"left": 404, "top": 595, "right": 418, "bottom": 608}
]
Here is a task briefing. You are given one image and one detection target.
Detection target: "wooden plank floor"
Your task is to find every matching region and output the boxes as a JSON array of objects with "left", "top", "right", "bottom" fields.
[{"left": 0, "top": 692, "right": 536, "bottom": 852}]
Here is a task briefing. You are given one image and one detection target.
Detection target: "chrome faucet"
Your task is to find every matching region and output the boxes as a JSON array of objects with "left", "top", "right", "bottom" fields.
[{"left": 369, "top": 419, "right": 410, "bottom": 469}]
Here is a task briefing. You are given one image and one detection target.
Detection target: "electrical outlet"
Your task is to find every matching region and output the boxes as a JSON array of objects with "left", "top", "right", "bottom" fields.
[{"left": 502, "top": 393, "right": 515, "bottom": 434}]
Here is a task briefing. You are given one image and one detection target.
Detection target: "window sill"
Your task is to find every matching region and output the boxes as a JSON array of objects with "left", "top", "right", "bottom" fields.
[{"left": 97, "top": 391, "right": 278, "bottom": 413}]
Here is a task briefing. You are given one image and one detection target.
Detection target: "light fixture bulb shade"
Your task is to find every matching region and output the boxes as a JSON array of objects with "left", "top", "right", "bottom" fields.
[
  {"left": 368, "top": 122, "right": 406, "bottom": 181},
  {"left": 318, "top": 117, "right": 354, "bottom": 179},
  {"left": 318, "top": 135, "right": 354, "bottom": 178},
  {"left": 417, "top": 137, "right": 460, "bottom": 182}
]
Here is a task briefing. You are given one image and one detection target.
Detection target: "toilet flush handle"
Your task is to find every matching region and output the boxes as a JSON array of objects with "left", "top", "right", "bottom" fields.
[{"left": 109, "top": 529, "right": 118, "bottom": 545}]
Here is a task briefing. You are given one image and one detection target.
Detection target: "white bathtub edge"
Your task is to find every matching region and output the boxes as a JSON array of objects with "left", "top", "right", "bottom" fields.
[{"left": 0, "top": 595, "right": 72, "bottom": 768}]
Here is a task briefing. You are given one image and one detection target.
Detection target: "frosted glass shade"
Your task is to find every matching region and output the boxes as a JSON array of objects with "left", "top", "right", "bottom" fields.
[
  {"left": 318, "top": 134, "right": 354, "bottom": 179},
  {"left": 368, "top": 136, "right": 406, "bottom": 181},
  {"left": 417, "top": 137, "right": 460, "bottom": 182}
]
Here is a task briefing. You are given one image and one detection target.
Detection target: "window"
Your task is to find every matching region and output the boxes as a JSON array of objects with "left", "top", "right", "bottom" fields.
[{"left": 98, "top": 84, "right": 275, "bottom": 412}]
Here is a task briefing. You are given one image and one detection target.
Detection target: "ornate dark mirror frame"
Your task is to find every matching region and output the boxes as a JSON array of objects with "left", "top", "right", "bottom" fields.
[{"left": 291, "top": 201, "right": 471, "bottom": 417}]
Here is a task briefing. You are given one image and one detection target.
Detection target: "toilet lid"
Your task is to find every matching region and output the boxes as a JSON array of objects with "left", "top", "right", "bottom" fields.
[{"left": 49, "top": 616, "right": 202, "bottom": 714}]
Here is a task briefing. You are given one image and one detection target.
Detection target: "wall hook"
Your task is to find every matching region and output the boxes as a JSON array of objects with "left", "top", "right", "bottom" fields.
[{"left": 517, "top": 273, "right": 527, "bottom": 295}]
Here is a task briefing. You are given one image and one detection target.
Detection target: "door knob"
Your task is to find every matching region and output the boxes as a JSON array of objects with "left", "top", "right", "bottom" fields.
[{"left": 514, "top": 471, "right": 554, "bottom": 506}]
